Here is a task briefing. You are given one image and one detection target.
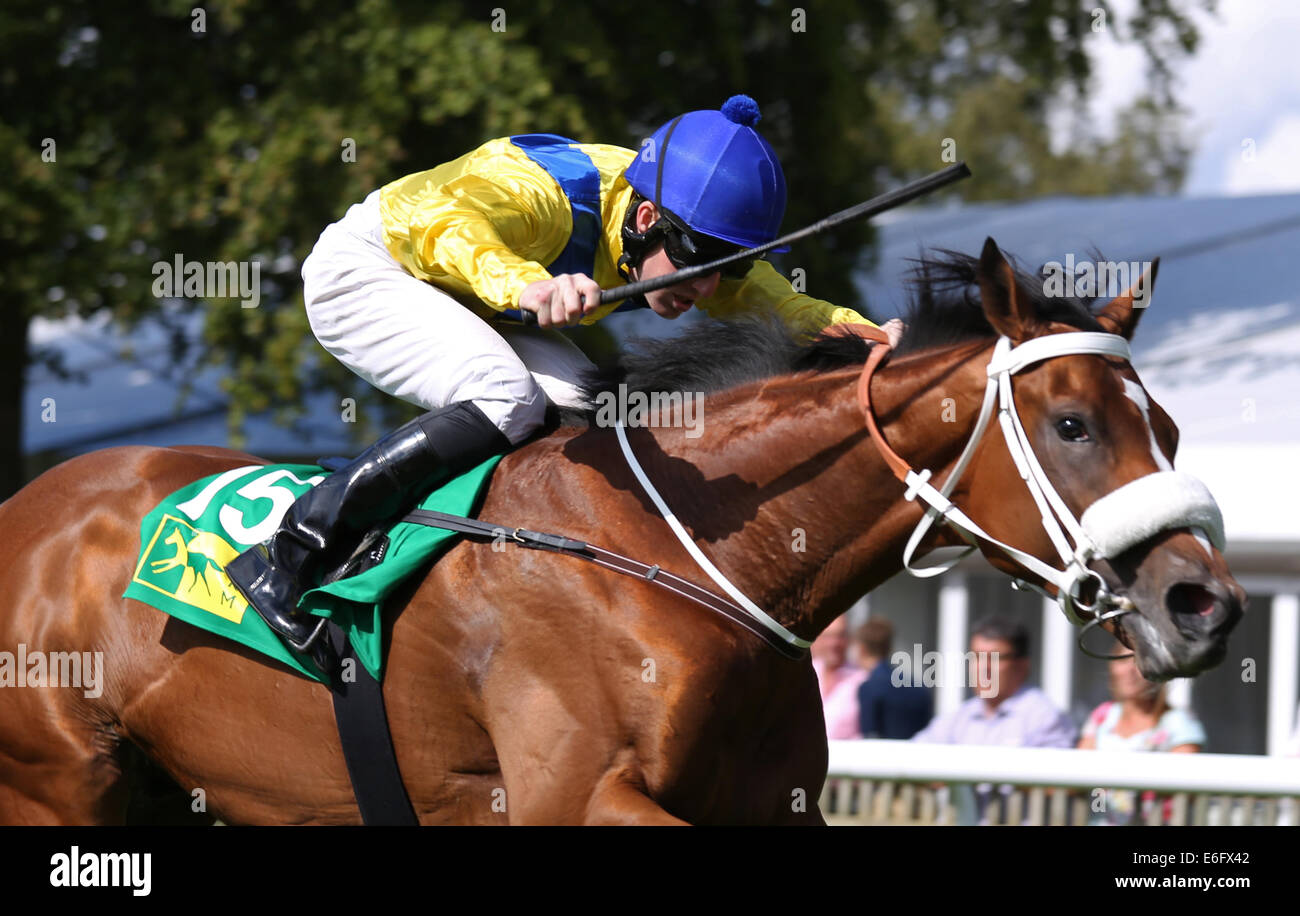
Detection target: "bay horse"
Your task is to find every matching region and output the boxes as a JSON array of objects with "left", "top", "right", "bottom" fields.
[{"left": 0, "top": 240, "right": 1243, "bottom": 824}]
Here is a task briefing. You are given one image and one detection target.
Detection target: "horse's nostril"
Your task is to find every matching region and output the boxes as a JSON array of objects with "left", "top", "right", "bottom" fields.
[{"left": 1167, "top": 582, "right": 1218, "bottom": 618}]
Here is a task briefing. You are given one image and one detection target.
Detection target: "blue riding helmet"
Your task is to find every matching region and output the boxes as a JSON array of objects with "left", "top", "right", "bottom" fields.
[{"left": 624, "top": 95, "right": 789, "bottom": 252}]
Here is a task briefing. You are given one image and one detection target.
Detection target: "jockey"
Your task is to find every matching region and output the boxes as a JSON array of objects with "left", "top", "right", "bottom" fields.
[{"left": 225, "top": 94, "right": 901, "bottom": 651}]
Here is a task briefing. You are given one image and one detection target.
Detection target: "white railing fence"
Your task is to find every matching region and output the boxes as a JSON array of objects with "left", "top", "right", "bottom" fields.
[{"left": 823, "top": 740, "right": 1300, "bottom": 826}]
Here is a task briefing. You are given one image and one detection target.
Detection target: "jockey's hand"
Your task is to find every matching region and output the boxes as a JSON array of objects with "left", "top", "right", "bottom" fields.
[
  {"left": 880, "top": 318, "right": 906, "bottom": 349},
  {"left": 518, "top": 274, "right": 602, "bottom": 328}
]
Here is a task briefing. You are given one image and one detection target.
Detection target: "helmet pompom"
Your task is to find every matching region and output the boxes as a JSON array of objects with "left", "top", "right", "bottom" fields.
[{"left": 721, "top": 94, "right": 761, "bottom": 127}]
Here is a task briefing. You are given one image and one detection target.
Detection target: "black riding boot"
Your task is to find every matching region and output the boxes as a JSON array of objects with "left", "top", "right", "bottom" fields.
[{"left": 224, "top": 401, "right": 511, "bottom": 652}]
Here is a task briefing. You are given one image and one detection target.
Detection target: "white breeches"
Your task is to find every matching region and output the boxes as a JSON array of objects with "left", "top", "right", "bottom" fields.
[{"left": 301, "top": 190, "right": 595, "bottom": 445}]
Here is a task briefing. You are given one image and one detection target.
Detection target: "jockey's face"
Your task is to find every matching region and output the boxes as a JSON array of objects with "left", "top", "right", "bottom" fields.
[{"left": 630, "top": 200, "right": 721, "bottom": 320}]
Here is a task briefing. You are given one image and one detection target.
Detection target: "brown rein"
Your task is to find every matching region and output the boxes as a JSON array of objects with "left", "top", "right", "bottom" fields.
[{"left": 826, "top": 322, "right": 911, "bottom": 481}]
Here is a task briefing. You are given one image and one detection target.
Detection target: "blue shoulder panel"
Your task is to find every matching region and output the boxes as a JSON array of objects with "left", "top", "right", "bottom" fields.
[
  {"left": 509, "top": 133, "right": 601, "bottom": 277},
  {"left": 502, "top": 134, "right": 648, "bottom": 320}
]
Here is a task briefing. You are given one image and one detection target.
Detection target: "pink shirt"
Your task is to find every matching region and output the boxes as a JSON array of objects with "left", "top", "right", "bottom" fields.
[{"left": 813, "top": 658, "right": 868, "bottom": 739}]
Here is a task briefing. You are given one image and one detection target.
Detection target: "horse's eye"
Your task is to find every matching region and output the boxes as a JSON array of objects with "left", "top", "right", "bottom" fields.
[{"left": 1056, "top": 416, "right": 1090, "bottom": 442}]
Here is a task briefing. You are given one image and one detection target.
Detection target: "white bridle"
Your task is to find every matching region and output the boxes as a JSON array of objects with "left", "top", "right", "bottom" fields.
[
  {"left": 614, "top": 330, "right": 1226, "bottom": 652},
  {"left": 898, "top": 332, "right": 1225, "bottom": 624}
]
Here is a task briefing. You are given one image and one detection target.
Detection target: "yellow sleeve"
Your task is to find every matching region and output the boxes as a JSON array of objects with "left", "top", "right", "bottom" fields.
[
  {"left": 379, "top": 146, "right": 576, "bottom": 312},
  {"left": 403, "top": 181, "right": 553, "bottom": 312},
  {"left": 697, "top": 260, "right": 874, "bottom": 338}
]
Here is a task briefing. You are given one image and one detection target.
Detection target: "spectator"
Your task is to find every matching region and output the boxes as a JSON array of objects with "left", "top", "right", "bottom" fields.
[
  {"left": 911, "top": 615, "right": 1075, "bottom": 824},
  {"left": 911, "top": 616, "right": 1076, "bottom": 747},
  {"left": 855, "top": 618, "right": 932, "bottom": 739},
  {"left": 1079, "top": 651, "right": 1206, "bottom": 825},
  {"left": 811, "top": 616, "right": 866, "bottom": 739}
]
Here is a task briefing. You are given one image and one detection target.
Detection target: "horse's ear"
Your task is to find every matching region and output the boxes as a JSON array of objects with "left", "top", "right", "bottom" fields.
[
  {"left": 1096, "top": 258, "right": 1159, "bottom": 341},
  {"left": 978, "top": 237, "right": 1043, "bottom": 342}
]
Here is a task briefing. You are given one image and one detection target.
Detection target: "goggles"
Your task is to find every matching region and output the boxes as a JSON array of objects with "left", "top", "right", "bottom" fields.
[{"left": 657, "top": 213, "right": 759, "bottom": 280}]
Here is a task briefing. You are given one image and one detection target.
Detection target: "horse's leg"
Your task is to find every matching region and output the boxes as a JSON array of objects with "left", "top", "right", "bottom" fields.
[
  {"left": 474, "top": 635, "right": 690, "bottom": 824},
  {"left": 0, "top": 684, "right": 128, "bottom": 825},
  {"left": 0, "top": 446, "right": 301, "bottom": 826},
  {"left": 0, "top": 461, "right": 141, "bottom": 824},
  {"left": 582, "top": 771, "right": 689, "bottom": 825},
  {"left": 488, "top": 744, "right": 689, "bottom": 825},
  {"left": 476, "top": 689, "right": 663, "bottom": 825}
]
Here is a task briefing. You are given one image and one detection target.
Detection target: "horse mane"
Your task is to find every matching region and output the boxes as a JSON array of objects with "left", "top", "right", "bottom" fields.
[{"left": 554, "top": 248, "right": 1106, "bottom": 427}]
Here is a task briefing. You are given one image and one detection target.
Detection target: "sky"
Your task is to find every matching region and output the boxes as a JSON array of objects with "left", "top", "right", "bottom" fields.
[{"left": 1082, "top": 0, "right": 1300, "bottom": 196}]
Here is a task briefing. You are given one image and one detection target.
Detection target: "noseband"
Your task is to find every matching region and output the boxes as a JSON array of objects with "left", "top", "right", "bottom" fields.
[{"left": 843, "top": 325, "right": 1226, "bottom": 658}]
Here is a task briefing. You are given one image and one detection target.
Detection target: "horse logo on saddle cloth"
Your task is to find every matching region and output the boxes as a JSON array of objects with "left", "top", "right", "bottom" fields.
[{"left": 124, "top": 457, "right": 503, "bottom": 683}]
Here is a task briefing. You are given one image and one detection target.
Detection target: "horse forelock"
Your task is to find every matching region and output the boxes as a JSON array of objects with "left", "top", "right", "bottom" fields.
[{"left": 892, "top": 248, "right": 1105, "bottom": 355}]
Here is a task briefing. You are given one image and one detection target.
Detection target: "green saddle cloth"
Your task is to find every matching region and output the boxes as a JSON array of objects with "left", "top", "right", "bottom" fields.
[{"left": 123, "top": 456, "right": 502, "bottom": 683}]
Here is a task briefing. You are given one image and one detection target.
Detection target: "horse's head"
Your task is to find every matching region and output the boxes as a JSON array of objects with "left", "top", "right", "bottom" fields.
[{"left": 955, "top": 238, "right": 1244, "bottom": 680}]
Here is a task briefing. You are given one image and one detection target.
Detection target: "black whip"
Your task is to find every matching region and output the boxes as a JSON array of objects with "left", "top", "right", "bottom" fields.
[{"left": 508, "top": 161, "right": 971, "bottom": 325}]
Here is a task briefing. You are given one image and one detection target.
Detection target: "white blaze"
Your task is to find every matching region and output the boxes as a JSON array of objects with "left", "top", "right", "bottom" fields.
[
  {"left": 1121, "top": 378, "right": 1173, "bottom": 472},
  {"left": 1191, "top": 526, "right": 1215, "bottom": 561}
]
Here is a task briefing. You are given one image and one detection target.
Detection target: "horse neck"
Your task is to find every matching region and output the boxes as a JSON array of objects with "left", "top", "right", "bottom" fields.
[{"left": 641, "top": 339, "right": 992, "bottom": 643}]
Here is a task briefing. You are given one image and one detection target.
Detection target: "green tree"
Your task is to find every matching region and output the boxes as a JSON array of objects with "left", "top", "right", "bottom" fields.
[{"left": 1, "top": 0, "right": 1212, "bottom": 497}]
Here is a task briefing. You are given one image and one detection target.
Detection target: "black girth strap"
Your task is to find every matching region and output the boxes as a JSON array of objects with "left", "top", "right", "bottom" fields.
[{"left": 326, "top": 620, "right": 418, "bottom": 825}]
